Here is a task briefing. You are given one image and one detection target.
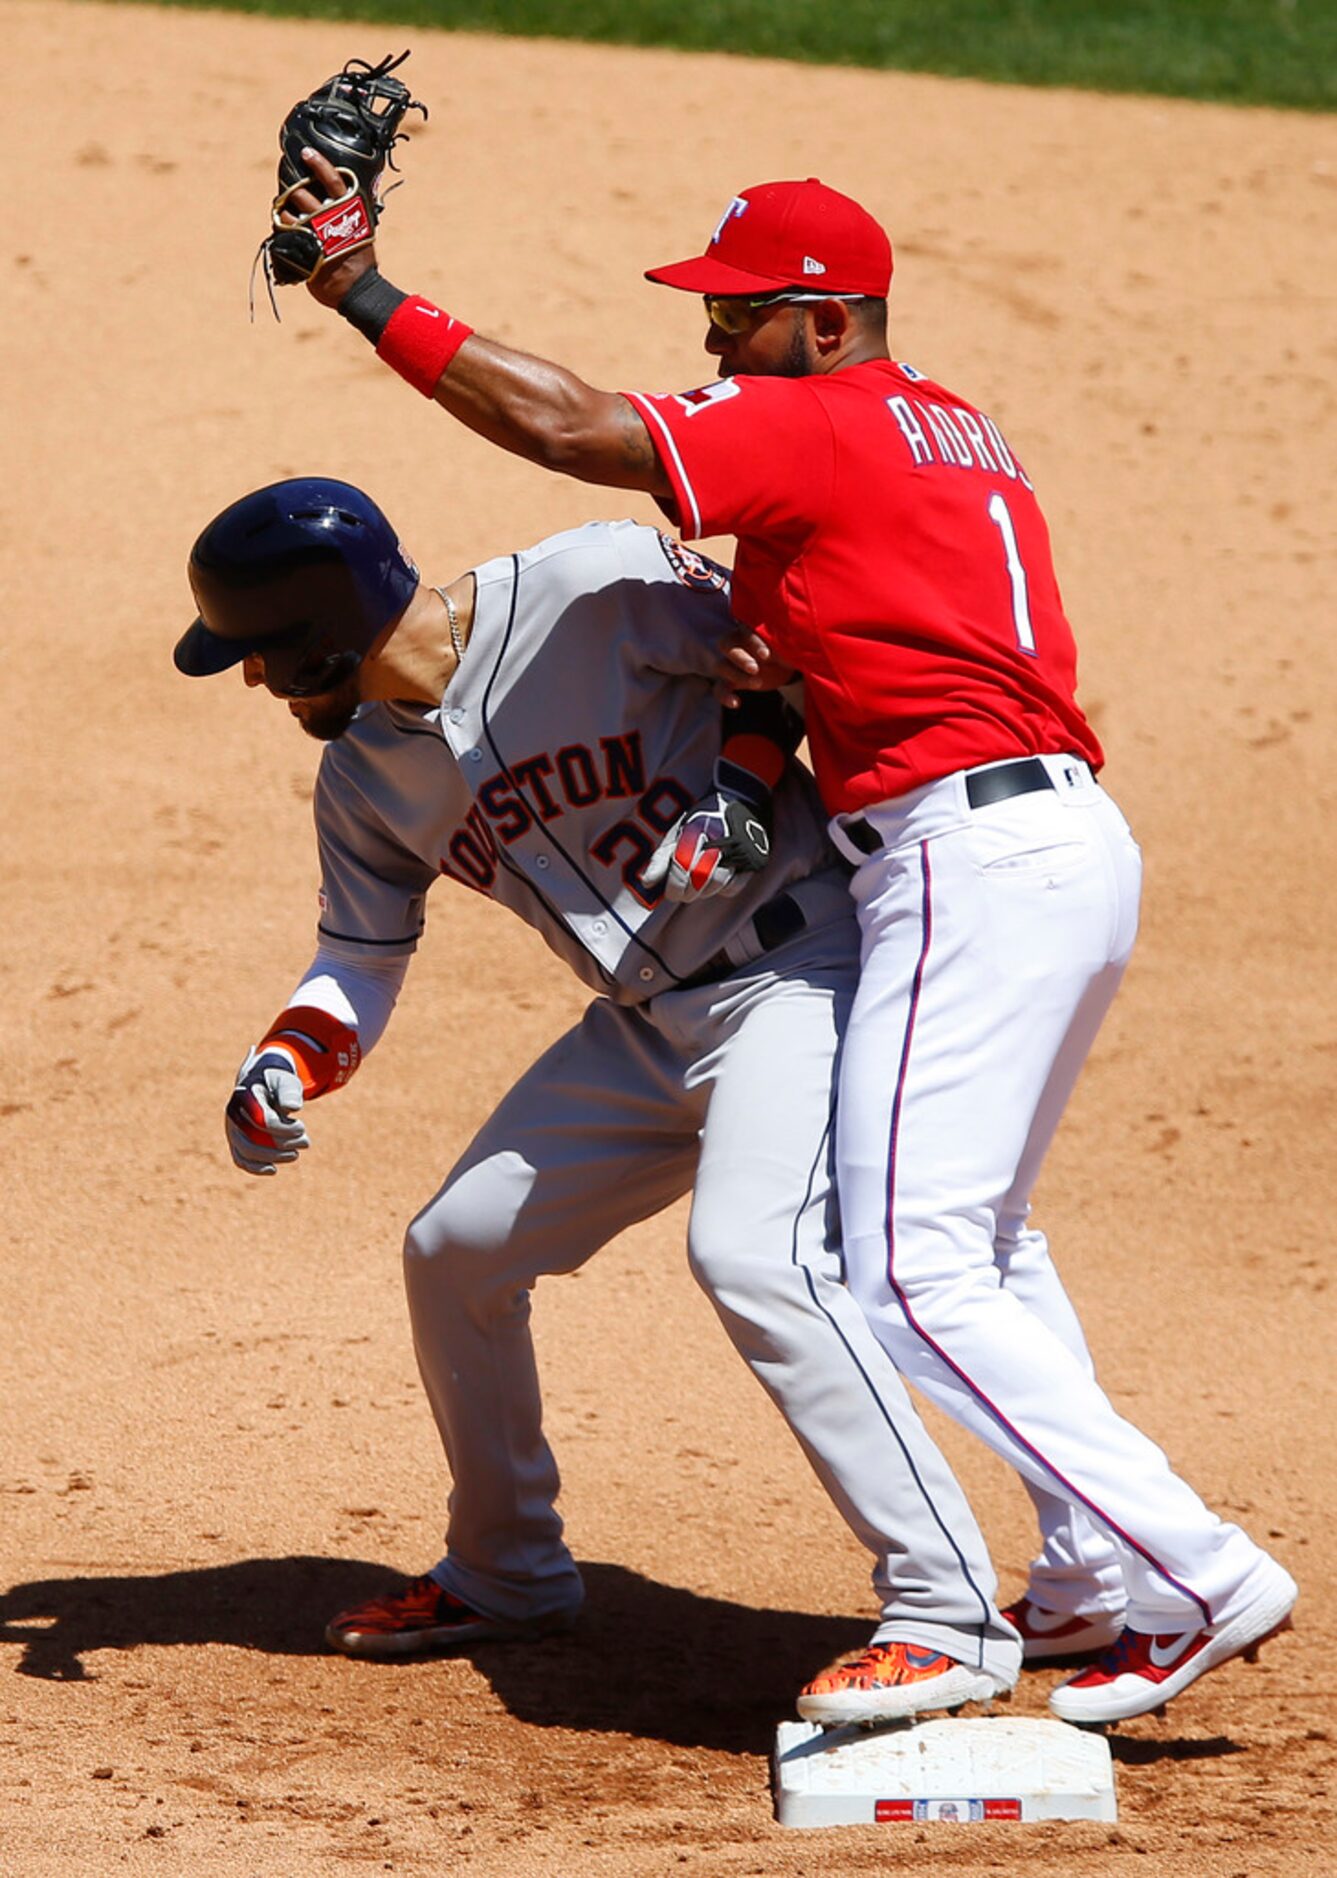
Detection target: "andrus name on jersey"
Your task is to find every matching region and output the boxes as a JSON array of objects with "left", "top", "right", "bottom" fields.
[
  {"left": 440, "top": 727, "right": 693, "bottom": 906},
  {"left": 885, "top": 395, "right": 1034, "bottom": 489}
]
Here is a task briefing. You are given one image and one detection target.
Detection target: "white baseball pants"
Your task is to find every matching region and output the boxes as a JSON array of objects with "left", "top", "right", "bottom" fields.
[
  {"left": 831, "top": 755, "right": 1278, "bottom": 1635},
  {"left": 403, "top": 912, "right": 1020, "bottom": 1683}
]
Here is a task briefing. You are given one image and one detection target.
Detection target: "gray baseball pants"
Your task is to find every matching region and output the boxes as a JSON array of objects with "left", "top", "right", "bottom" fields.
[{"left": 402, "top": 911, "right": 1020, "bottom": 1683}]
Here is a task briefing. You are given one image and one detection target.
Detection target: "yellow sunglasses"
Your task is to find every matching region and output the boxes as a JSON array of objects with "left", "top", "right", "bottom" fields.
[{"left": 703, "top": 290, "right": 866, "bottom": 335}]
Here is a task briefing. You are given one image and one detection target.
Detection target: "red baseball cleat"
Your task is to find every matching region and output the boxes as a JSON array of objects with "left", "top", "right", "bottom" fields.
[
  {"left": 1049, "top": 1564, "right": 1297, "bottom": 1724},
  {"left": 796, "top": 1641, "right": 1007, "bottom": 1727},
  {"left": 1002, "top": 1595, "right": 1125, "bottom": 1665},
  {"left": 325, "top": 1573, "right": 577, "bottom": 1659}
]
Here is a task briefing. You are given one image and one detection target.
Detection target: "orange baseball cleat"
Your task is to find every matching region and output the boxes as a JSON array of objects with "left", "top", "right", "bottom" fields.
[{"left": 797, "top": 1641, "right": 1008, "bottom": 1726}]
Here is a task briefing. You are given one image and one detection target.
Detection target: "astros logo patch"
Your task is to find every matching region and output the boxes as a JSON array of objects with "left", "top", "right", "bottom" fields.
[{"left": 656, "top": 533, "right": 731, "bottom": 595}]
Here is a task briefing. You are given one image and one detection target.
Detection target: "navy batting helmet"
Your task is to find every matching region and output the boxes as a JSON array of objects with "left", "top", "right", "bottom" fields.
[{"left": 175, "top": 478, "right": 419, "bottom": 698}]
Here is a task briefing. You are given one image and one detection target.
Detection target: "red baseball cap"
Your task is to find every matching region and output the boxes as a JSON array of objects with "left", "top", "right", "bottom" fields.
[{"left": 646, "top": 178, "right": 893, "bottom": 297}]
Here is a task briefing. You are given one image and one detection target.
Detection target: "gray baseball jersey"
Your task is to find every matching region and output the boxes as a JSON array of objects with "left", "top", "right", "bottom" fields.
[
  {"left": 312, "top": 519, "right": 851, "bottom": 994},
  {"left": 288, "top": 520, "right": 1017, "bottom": 1680}
]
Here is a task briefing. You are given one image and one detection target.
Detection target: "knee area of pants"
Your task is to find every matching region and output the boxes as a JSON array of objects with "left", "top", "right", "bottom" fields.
[
  {"left": 855, "top": 1254, "right": 992, "bottom": 1328},
  {"left": 401, "top": 1224, "right": 531, "bottom": 1328},
  {"left": 993, "top": 1224, "right": 1050, "bottom": 1277},
  {"left": 403, "top": 1208, "right": 505, "bottom": 1277},
  {"left": 687, "top": 1229, "right": 787, "bottom": 1305},
  {"left": 686, "top": 1228, "right": 733, "bottom": 1294}
]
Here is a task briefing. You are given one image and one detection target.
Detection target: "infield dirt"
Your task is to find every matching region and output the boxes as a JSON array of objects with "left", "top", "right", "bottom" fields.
[{"left": 3, "top": 3, "right": 1335, "bottom": 1871}]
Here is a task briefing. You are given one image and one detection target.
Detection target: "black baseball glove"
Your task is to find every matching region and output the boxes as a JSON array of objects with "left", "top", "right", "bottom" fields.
[{"left": 260, "top": 52, "right": 427, "bottom": 295}]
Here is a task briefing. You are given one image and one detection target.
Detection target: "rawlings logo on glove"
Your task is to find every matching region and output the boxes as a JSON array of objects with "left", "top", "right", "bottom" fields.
[{"left": 309, "top": 197, "right": 374, "bottom": 254}]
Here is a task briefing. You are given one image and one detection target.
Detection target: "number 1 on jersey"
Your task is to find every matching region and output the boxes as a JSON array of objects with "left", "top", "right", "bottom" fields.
[{"left": 987, "top": 491, "right": 1036, "bottom": 655}]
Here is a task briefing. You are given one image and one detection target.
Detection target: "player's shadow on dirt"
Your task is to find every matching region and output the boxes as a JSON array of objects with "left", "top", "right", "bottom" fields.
[
  {"left": 0, "top": 1556, "right": 868, "bottom": 1753},
  {"left": 0, "top": 1555, "right": 388, "bottom": 1684},
  {"left": 481, "top": 1561, "right": 872, "bottom": 1753},
  {"left": 1107, "top": 1732, "right": 1245, "bottom": 1765}
]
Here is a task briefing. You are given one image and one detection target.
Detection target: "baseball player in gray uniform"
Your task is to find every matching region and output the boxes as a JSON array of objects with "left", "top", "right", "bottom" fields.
[{"left": 174, "top": 477, "right": 1022, "bottom": 1722}]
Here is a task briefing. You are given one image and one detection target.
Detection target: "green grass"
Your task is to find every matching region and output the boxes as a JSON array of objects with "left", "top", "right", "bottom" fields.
[{"left": 139, "top": 0, "right": 1336, "bottom": 111}]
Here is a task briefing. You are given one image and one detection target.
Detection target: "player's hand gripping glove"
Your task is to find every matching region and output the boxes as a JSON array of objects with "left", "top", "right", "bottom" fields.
[
  {"left": 225, "top": 1007, "right": 361, "bottom": 1176},
  {"left": 644, "top": 692, "right": 799, "bottom": 902},
  {"left": 258, "top": 52, "right": 427, "bottom": 298}
]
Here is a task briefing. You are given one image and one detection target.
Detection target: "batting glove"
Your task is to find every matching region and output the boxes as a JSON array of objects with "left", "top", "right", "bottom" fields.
[
  {"left": 645, "top": 782, "right": 773, "bottom": 902},
  {"left": 226, "top": 1044, "right": 311, "bottom": 1176}
]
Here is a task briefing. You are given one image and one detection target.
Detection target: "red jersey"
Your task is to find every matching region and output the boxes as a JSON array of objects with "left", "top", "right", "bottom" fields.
[{"left": 625, "top": 360, "right": 1103, "bottom": 814}]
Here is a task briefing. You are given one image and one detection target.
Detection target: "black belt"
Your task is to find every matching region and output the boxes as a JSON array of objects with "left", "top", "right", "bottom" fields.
[
  {"left": 965, "top": 756, "right": 1056, "bottom": 809},
  {"left": 844, "top": 757, "right": 1057, "bottom": 856},
  {"left": 675, "top": 890, "right": 807, "bottom": 990}
]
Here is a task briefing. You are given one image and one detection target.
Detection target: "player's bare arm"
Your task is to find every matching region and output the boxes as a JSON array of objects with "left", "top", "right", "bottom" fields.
[
  {"left": 426, "top": 335, "right": 667, "bottom": 491},
  {"left": 289, "top": 150, "right": 668, "bottom": 495}
]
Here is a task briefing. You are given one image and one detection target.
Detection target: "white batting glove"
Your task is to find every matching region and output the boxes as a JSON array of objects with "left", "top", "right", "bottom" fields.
[
  {"left": 225, "top": 1044, "right": 311, "bottom": 1175},
  {"left": 644, "top": 788, "right": 773, "bottom": 902}
]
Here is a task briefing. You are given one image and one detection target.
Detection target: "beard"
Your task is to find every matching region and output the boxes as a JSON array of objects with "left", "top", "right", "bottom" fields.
[
  {"left": 775, "top": 313, "right": 816, "bottom": 378},
  {"left": 717, "top": 310, "right": 815, "bottom": 380},
  {"left": 290, "top": 674, "right": 362, "bottom": 742}
]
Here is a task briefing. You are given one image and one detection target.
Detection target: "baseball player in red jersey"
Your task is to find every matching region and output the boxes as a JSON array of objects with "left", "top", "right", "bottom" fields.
[{"left": 282, "top": 154, "right": 1296, "bottom": 1727}]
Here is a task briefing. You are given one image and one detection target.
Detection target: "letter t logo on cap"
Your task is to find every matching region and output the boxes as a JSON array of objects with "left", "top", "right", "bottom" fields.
[{"left": 711, "top": 196, "right": 750, "bottom": 246}]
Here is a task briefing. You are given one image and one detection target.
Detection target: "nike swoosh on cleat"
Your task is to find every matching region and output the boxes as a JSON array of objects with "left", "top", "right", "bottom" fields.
[
  {"left": 1148, "top": 1633, "right": 1201, "bottom": 1669},
  {"left": 1026, "top": 1608, "right": 1087, "bottom": 1633}
]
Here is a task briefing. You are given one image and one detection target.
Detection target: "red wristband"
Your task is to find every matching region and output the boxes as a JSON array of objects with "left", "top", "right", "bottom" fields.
[{"left": 376, "top": 297, "right": 474, "bottom": 397}]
